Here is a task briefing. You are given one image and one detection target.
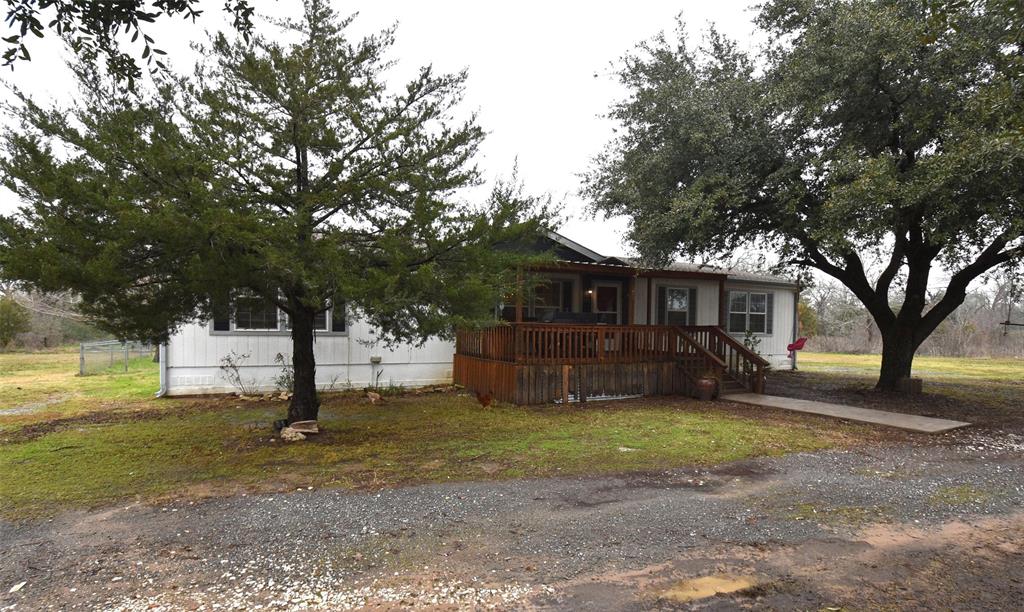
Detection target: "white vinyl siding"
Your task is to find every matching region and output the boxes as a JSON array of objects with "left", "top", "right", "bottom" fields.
[
  {"left": 165, "top": 316, "right": 453, "bottom": 395},
  {"left": 632, "top": 278, "right": 719, "bottom": 326}
]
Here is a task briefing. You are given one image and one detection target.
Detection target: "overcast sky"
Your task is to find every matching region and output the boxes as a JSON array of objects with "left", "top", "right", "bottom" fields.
[{"left": 0, "top": 0, "right": 763, "bottom": 259}]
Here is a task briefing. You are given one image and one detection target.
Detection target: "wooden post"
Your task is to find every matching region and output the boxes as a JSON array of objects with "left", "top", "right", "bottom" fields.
[
  {"left": 718, "top": 278, "right": 727, "bottom": 328},
  {"left": 562, "top": 364, "right": 571, "bottom": 405},
  {"left": 646, "top": 276, "right": 653, "bottom": 326},
  {"left": 627, "top": 277, "right": 636, "bottom": 325},
  {"left": 579, "top": 367, "right": 587, "bottom": 403}
]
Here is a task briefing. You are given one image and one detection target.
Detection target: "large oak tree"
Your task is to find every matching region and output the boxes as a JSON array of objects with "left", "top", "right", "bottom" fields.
[
  {"left": 2, "top": 0, "right": 256, "bottom": 88},
  {"left": 0, "top": 0, "right": 550, "bottom": 421},
  {"left": 586, "top": 0, "right": 1023, "bottom": 390}
]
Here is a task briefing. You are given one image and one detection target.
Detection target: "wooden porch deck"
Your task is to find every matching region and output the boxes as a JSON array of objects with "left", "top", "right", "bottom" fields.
[{"left": 454, "top": 323, "right": 768, "bottom": 405}]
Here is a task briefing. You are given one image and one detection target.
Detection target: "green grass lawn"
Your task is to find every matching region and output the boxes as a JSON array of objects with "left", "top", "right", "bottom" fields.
[
  {"left": 779, "top": 352, "right": 1024, "bottom": 428},
  {"left": 0, "top": 393, "right": 861, "bottom": 517},
  {"left": 0, "top": 350, "right": 165, "bottom": 432},
  {"left": 798, "top": 352, "right": 1024, "bottom": 382},
  {"left": 0, "top": 350, "right": 874, "bottom": 518}
]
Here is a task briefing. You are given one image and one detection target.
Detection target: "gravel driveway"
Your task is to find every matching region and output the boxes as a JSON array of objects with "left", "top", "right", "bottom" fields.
[{"left": 2, "top": 429, "right": 1023, "bottom": 610}]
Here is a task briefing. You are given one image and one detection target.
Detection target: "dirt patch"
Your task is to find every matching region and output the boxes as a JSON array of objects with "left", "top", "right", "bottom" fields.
[
  {"left": 658, "top": 574, "right": 762, "bottom": 603},
  {"left": 0, "top": 397, "right": 247, "bottom": 442},
  {"left": 708, "top": 459, "right": 778, "bottom": 479},
  {"left": 538, "top": 512, "right": 1024, "bottom": 610},
  {"left": 0, "top": 395, "right": 72, "bottom": 416}
]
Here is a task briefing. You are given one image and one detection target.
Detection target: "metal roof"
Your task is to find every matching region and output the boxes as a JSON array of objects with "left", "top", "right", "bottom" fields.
[
  {"left": 641, "top": 260, "right": 801, "bottom": 288},
  {"left": 546, "top": 230, "right": 799, "bottom": 287}
]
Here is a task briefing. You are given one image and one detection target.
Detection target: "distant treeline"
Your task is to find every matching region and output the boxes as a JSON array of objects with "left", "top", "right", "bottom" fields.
[
  {"left": 801, "top": 279, "right": 1024, "bottom": 357},
  {"left": 0, "top": 290, "right": 107, "bottom": 349}
]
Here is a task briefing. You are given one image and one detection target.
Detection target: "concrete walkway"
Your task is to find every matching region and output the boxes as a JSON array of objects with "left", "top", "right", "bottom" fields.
[{"left": 724, "top": 393, "right": 971, "bottom": 433}]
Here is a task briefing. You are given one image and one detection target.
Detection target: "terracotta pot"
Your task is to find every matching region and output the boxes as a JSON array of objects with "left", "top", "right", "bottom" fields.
[{"left": 696, "top": 377, "right": 717, "bottom": 401}]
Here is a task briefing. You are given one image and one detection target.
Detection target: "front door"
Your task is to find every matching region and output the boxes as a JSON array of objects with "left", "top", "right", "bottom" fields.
[{"left": 592, "top": 282, "right": 622, "bottom": 324}]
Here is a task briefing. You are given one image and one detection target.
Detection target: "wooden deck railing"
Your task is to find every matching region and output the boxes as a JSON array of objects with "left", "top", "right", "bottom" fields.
[
  {"left": 681, "top": 325, "right": 769, "bottom": 393},
  {"left": 457, "top": 324, "right": 689, "bottom": 365},
  {"left": 455, "top": 323, "right": 766, "bottom": 394},
  {"left": 672, "top": 328, "right": 727, "bottom": 385}
]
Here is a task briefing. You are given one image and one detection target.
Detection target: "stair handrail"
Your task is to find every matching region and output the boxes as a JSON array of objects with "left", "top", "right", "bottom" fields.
[
  {"left": 705, "top": 327, "right": 767, "bottom": 393},
  {"left": 672, "top": 329, "right": 727, "bottom": 367},
  {"left": 706, "top": 327, "right": 770, "bottom": 367},
  {"left": 671, "top": 328, "right": 726, "bottom": 386}
]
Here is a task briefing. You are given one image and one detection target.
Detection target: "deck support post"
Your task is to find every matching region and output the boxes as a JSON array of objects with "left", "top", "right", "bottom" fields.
[
  {"left": 561, "top": 364, "right": 571, "bottom": 405},
  {"left": 718, "top": 279, "right": 727, "bottom": 328},
  {"left": 647, "top": 277, "right": 653, "bottom": 325},
  {"left": 754, "top": 364, "right": 765, "bottom": 393},
  {"left": 627, "top": 277, "right": 636, "bottom": 325}
]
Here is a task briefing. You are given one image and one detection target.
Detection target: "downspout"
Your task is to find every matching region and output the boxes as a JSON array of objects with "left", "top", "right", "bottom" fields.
[
  {"left": 791, "top": 286, "right": 800, "bottom": 371},
  {"left": 156, "top": 342, "right": 168, "bottom": 397}
]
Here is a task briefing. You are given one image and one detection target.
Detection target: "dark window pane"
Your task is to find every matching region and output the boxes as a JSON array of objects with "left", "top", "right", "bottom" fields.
[
  {"left": 595, "top": 286, "right": 618, "bottom": 313},
  {"left": 729, "top": 313, "right": 747, "bottom": 333},
  {"left": 749, "top": 293, "right": 767, "bottom": 313},
  {"left": 748, "top": 313, "right": 767, "bottom": 333},
  {"left": 560, "top": 281, "right": 573, "bottom": 312},
  {"left": 234, "top": 296, "right": 279, "bottom": 330},
  {"left": 730, "top": 292, "right": 748, "bottom": 313},
  {"left": 533, "top": 281, "right": 562, "bottom": 318},
  {"left": 666, "top": 310, "right": 688, "bottom": 326},
  {"left": 331, "top": 303, "right": 346, "bottom": 333},
  {"left": 666, "top": 288, "right": 688, "bottom": 311},
  {"left": 212, "top": 291, "right": 231, "bottom": 331}
]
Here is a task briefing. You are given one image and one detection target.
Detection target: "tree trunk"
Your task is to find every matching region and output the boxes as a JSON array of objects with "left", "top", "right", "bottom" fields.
[
  {"left": 876, "top": 325, "right": 918, "bottom": 391},
  {"left": 287, "top": 305, "right": 320, "bottom": 423}
]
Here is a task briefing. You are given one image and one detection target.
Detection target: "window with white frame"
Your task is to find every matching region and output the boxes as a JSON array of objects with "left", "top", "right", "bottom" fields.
[
  {"left": 233, "top": 294, "right": 280, "bottom": 330},
  {"left": 284, "top": 310, "right": 329, "bottom": 332},
  {"left": 727, "top": 291, "right": 770, "bottom": 334},
  {"left": 282, "top": 302, "right": 347, "bottom": 333},
  {"left": 213, "top": 294, "right": 346, "bottom": 334}
]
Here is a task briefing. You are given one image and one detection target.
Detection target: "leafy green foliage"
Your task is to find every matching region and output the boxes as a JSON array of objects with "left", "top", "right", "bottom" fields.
[
  {"left": 0, "top": 297, "right": 31, "bottom": 347},
  {"left": 0, "top": 0, "right": 551, "bottom": 418},
  {"left": 2, "top": 0, "right": 255, "bottom": 89},
  {"left": 586, "top": 0, "right": 1023, "bottom": 388}
]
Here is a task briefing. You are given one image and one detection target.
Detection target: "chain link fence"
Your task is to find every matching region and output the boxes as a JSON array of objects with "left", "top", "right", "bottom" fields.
[{"left": 79, "top": 340, "right": 154, "bottom": 376}]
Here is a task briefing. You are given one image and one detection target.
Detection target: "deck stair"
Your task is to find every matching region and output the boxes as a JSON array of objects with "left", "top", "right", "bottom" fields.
[
  {"left": 673, "top": 326, "right": 769, "bottom": 395},
  {"left": 718, "top": 377, "right": 749, "bottom": 395}
]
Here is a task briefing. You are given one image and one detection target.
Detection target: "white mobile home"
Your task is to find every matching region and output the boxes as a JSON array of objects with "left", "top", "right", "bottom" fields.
[{"left": 160, "top": 232, "right": 800, "bottom": 398}]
